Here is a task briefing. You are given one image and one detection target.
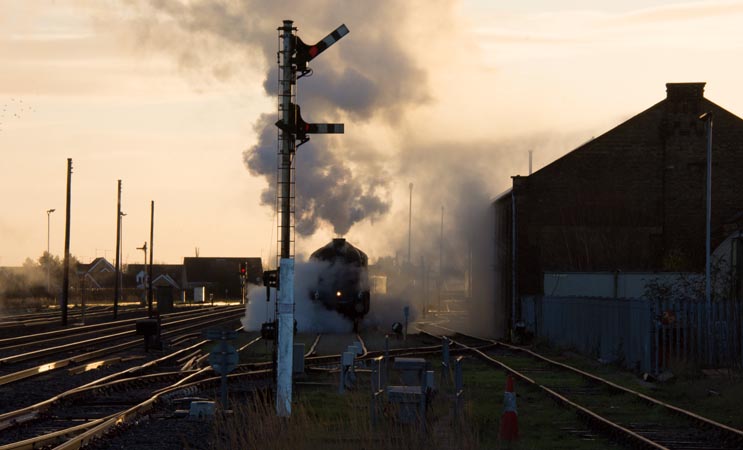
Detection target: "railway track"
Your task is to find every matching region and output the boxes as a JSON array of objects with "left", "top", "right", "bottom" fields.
[
  {"left": 0, "top": 307, "right": 245, "bottom": 385},
  {"left": 0, "top": 327, "right": 266, "bottom": 450},
  {"left": 0, "top": 306, "right": 142, "bottom": 331},
  {"left": 0, "top": 327, "right": 487, "bottom": 450},
  {"left": 0, "top": 306, "right": 222, "bottom": 353},
  {"left": 419, "top": 324, "right": 743, "bottom": 450},
  {"left": 0, "top": 367, "right": 273, "bottom": 450},
  {"left": 0, "top": 307, "right": 247, "bottom": 422}
]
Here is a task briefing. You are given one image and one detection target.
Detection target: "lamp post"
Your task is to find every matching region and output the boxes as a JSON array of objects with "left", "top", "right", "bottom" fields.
[
  {"left": 408, "top": 182, "right": 413, "bottom": 266},
  {"left": 700, "top": 112, "right": 713, "bottom": 364},
  {"left": 46, "top": 208, "right": 55, "bottom": 294},
  {"left": 119, "top": 211, "right": 126, "bottom": 302},
  {"left": 137, "top": 242, "right": 147, "bottom": 306}
]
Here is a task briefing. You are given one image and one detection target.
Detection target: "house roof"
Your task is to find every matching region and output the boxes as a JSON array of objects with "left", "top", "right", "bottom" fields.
[
  {"left": 123, "top": 263, "right": 184, "bottom": 289},
  {"left": 126, "top": 264, "right": 183, "bottom": 281},
  {"left": 77, "top": 257, "right": 114, "bottom": 275}
]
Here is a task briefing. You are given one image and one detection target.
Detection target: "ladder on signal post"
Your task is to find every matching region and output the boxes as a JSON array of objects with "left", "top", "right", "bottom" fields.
[{"left": 276, "top": 22, "right": 297, "bottom": 265}]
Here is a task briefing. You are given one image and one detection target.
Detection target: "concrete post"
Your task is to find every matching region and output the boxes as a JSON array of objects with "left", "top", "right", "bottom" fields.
[{"left": 276, "top": 258, "right": 295, "bottom": 416}]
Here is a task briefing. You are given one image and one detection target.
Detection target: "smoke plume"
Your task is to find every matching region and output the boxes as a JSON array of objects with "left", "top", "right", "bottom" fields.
[
  {"left": 103, "top": 0, "right": 582, "bottom": 337},
  {"left": 114, "top": 0, "right": 431, "bottom": 236}
]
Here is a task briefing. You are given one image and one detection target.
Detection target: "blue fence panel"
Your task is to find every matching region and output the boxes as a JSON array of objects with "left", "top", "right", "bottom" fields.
[
  {"left": 535, "top": 296, "right": 653, "bottom": 372},
  {"left": 528, "top": 296, "right": 743, "bottom": 373},
  {"left": 522, "top": 297, "right": 653, "bottom": 371}
]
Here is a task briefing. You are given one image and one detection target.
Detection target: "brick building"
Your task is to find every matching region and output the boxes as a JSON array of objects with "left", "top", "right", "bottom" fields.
[{"left": 492, "top": 83, "right": 743, "bottom": 336}]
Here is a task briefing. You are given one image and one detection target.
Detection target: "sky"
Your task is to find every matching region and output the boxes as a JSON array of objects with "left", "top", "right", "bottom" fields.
[{"left": 1, "top": 0, "right": 743, "bottom": 267}]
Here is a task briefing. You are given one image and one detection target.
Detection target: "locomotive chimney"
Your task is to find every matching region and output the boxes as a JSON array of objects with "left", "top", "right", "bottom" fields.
[{"left": 332, "top": 238, "right": 346, "bottom": 247}]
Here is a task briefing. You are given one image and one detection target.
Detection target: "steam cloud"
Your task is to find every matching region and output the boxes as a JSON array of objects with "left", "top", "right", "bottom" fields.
[
  {"left": 242, "top": 260, "right": 418, "bottom": 333},
  {"left": 242, "top": 260, "right": 352, "bottom": 333},
  {"left": 116, "top": 0, "right": 430, "bottom": 236},
  {"left": 244, "top": 114, "right": 392, "bottom": 236},
  {"left": 107, "top": 0, "right": 554, "bottom": 337},
  {"left": 109, "top": 0, "right": 513, "bottom": 256}
]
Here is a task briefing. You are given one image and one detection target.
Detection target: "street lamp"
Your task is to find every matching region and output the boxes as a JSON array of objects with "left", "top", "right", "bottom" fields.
[
  {"left": 700, "top": 111, "right": 713, "bottom": 364},
  {"left": 46, "top": 208, "right": 56, "bottom": 293},
  {"left": 408, "top": 182, "right": 413, "bottom": 266},
  {"left": 119, "top": 212, "right": 126, "bottom": 295},
  {"left": 136, "top": 242, "right": 147, "bottom": 306}
]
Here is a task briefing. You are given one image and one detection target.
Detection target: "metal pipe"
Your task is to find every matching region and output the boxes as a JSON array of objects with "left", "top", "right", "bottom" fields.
[
  {"left": 61, "top": 158, "right": 72, "bottom": 326},
  {"left": 529, "top": 150, "right": 533, "bottom": 175}
]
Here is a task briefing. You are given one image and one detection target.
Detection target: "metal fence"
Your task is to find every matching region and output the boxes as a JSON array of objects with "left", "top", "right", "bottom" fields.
[
  {"left": 521, "top": 295, "right": 743, "bottom": 374},
  {"left": 650, "top": 297, "right": 743, "bottom": 373}
]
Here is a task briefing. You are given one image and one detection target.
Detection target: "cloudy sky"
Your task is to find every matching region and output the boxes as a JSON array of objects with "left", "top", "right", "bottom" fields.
[{"left": 2, "top": 0, "right": 742, "bottom": 267}]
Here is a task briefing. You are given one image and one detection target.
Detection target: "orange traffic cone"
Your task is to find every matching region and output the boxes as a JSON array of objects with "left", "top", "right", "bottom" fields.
[{"left": 499, "top": 375, "right": 519, "bottom": 441}]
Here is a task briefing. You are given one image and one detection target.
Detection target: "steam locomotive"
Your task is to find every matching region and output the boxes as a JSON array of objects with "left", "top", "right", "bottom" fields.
[{"left": 309, "top": 238, "right": 371, "bottom": 331}]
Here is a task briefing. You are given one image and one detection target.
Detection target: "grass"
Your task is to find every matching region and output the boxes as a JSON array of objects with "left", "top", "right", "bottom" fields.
[
  {"left": 207, "top": 332, "right": 743, "bottom": 448},
  {"left": 207, "top": 353, "right": 621, "bottom": 450},
  {"left": 202, "top": 330, "right": 743, "bottom": 449},
  {"left": 461, "top": 357, "right": 619, "bottom": 449},
  {"left": 210, "top": 388, "right": 478, "bottom": 450},
  {"left": 535, "top": 346, "right": 743, "bottom": 429}
]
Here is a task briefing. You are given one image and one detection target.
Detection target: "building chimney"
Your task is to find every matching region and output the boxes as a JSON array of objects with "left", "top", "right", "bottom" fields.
[{"left": 666, "top": 82, "right": 706, "bottom": 101}]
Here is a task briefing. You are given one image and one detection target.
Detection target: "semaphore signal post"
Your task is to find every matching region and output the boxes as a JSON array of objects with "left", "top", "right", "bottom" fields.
[{"left": 273, "top": 19, "right": 348, "bottom": 417}]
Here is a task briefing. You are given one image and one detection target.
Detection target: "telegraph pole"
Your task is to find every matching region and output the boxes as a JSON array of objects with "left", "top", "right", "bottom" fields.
[
  {"left": 113, "top": 180, "right": 122, "bottom": 319},
  {"left": 61, "top": 159, "right": 72, "bottom": 326}
]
